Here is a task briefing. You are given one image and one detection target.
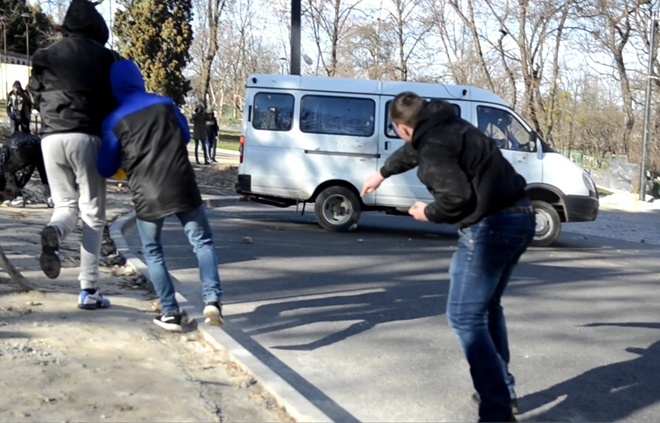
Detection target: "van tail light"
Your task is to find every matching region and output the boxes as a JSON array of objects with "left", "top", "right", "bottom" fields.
[{"left": 239, "top": 135, "right": 245, "bottom": 163}]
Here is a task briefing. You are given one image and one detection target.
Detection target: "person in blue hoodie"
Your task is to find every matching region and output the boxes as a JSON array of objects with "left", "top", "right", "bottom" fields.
[{"left": 98, "top": 60, "right": 223, "bottom": 332}]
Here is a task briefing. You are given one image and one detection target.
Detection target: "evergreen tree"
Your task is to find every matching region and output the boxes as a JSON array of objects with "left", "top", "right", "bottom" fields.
[
  {"left": 113, "top": 0, "right": 193, "bottom": 105},
  {"left": 0, "top": 0, "right": 55, "bottom": 55}
]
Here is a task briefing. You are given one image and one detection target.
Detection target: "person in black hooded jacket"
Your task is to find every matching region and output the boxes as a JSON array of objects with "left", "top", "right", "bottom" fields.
[
  {"left": 191, "top": 105, "right": 211, "bottom": 164},
  {"left": 27, "top": 0, "right": 120, "bottom": 310},
  {"left": 361, "top": 92, "right": 535, "bottom": 423}
]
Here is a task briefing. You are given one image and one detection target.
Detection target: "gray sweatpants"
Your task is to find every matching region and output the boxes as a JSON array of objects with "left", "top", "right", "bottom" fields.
[{"left": 41, "top": 133, "right": 106, "bottom": 290}]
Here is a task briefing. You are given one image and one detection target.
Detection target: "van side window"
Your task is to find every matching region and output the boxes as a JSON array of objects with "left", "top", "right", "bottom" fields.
[
  {"left": 385, "top": 100, "right": 460, "bottom": 138},
  {"left": 253, "top": 93, "right": 294, "bottom": 131},
  {"left": 300, "top": 95, "right": 375, "bottom": 137},
  {"left": 477, "top": 106, "right": 530, "bottom": 151}
]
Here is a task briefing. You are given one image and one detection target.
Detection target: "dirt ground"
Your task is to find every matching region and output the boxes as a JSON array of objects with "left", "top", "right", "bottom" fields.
[{"left": 0, "top": 164, "right": 292, "bottom": 423}]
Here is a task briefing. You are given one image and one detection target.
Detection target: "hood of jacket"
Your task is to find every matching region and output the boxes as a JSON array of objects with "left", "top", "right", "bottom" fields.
[
  {"left": 110, "top": 60, "right": 146, "bottom": 103},
  {"left": 411, "top": 99, "right": 458, "bottom": 148},
  {"left": 62, "top": 0, "right": 109, "bottom": 45}
]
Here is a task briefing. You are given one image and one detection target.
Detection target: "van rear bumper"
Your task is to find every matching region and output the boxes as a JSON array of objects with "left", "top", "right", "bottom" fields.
[
  {"left": 235, "top": 174, "right": 251, "bottom": 194},
  {"left": 234, "top": 174, "right": 297, "bottom": 208},
  {"left": 564, "top": 195, "right": 599, "bottom": 222}
]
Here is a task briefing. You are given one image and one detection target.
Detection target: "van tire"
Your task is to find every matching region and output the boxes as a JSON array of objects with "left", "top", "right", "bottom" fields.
[
  {"left": 314, "top": 186, "right": 361, "bottom": 232},
  {"left": 531, "top": 200, "right": 561, "bottom": 247}
]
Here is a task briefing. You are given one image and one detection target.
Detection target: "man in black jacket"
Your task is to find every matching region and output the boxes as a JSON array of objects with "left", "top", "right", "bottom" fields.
[
  {"left": 28, "top": 0, "right": 120, "bottom": 310},
  {"left": 361, "top": 92, "right": 534, "bottom": 422},
  {"left": 205, "top": 110, "right": 219, "bottom": 162},
  {"left": 98, "top": 59, "right": 223, "bottom": 333},
  {"left": 6, "top": 80, "right": 32, "bottom": 134},
  {"left": 191, "top": 105, "right": 210, "bottom": 164}
]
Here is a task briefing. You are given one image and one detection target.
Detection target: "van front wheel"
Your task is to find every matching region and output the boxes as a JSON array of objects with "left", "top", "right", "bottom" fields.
[
  {"left": 531, "top": 200, "right": 561, "bottom": 247},
  {"left": 314, "top": 186, "right": 361, "bottom": 232}
]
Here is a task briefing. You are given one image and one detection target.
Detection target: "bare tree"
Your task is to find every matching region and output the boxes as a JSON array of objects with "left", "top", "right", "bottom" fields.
[
  {"left": 443, "top": 0, "right": 496, "bottom": 91},
  {"left": 481, "top": 0, "right": 577, "bottom": 134},
  {"left": 346, "top": 18, "right": 396, "bottom": 79},
  {"left": 199, "top": 0, "right": 228, "bottom": 107},
  {"left": 576, "top": 0, "right": 642, "bottom": 155},
  {"left": 303, "top": 0, "right": 365, "bottom": 76},
  {"left": 212, "top": 0, "right": 279, "bottom": 119},
  {"left": 384, "top": 0, "right": 432, "bottom": 81}
]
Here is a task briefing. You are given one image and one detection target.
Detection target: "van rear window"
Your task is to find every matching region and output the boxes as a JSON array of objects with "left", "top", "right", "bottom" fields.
[
  {"left": 300, "top": 95, "right": 375, "bottom": 137},
  {"left": 253, "top": 93, "right": 294, "bottom": 131}
]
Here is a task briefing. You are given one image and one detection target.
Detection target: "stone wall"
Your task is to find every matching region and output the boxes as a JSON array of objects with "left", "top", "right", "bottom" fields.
[{"left": 590, "top": 155, "right": 640, "bottom": 193}]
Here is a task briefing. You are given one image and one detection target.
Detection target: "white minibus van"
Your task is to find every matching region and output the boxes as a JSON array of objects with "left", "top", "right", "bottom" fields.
[{"left": 235, "top": 74, "right": 599, "bottom": 246}]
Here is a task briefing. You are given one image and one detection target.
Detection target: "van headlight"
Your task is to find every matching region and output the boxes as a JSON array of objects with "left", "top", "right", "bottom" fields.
[{"left": 582, "top": 172, "right": 597, "bottom": 197}]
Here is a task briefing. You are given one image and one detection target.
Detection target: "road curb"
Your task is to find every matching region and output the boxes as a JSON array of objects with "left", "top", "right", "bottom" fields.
[{"left": 109, "top": 200, "right": 333, "bottom": 423}]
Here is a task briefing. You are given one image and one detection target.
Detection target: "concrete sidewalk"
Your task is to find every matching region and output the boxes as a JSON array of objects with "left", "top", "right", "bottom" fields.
[{"left": 0, "top": 173, "right": 291, "bottom": 421}]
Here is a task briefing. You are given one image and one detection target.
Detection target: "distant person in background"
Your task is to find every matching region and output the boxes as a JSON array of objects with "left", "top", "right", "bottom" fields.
[
  {"left": 191, "top": 105, "right": 210, "bottom": 165},
  {"left": 7, "top": 80, "right": 32, "bottom": 134},
  {"left": 206, "top": 110, "right": 219, "bottom": 162}
]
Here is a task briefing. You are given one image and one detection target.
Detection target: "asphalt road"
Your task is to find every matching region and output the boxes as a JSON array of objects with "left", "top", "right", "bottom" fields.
[{"left": 124, "top": 200, "right": 660, "bottom": 422}]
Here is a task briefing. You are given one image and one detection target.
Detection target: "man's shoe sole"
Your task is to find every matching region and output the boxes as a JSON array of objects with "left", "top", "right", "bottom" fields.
[
  {"left": 78, "top": 302, "right": 107, "bottom": 310},
  {"left": 203, "top": 305, "right": 224, "bottom": 327},
  {"left": 153, "top": 318, "right": 183, "bottom": 332},
  {"left": 40, "top": 226, "right": 61, "bottom": 279}
]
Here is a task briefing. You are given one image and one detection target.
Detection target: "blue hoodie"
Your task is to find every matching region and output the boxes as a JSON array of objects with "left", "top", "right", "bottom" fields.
[
  {"left": 99, "top": 60, "right": 200, "bottom": 220},
  {"left": 98, "top": 60, "right": 190, "bottom": 178}
]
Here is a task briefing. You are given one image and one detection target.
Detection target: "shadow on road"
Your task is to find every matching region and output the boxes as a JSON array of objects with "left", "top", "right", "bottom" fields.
[{"left": 521, "top": 322, "right": 660, "bottom": 422}]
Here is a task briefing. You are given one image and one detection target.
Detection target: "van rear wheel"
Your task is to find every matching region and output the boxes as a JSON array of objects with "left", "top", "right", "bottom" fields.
[
  {"left": 314, "top": 186, "right": 361, "bottom": 232},
  {"left": 531, "top": 200, "right": 561, "bottom": 247}
]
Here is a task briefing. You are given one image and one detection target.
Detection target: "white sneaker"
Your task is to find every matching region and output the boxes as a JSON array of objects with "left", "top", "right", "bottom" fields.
[
  {"left": 46, "top": 197, "right": 54, "bottom": 208},
  {"left": 203, "top": 302, "right": 224, "bottom": 326},
  {"left": 10, "top": 196, "right": 25, "bottom": 208}
]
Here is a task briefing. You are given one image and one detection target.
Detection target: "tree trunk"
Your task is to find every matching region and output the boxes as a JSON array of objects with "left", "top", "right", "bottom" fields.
[{"left": 200, "top": 0, "right": 226, "bottom": 107}]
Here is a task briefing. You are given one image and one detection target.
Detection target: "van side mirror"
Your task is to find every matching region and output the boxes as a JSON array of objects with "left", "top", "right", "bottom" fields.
[{"left": 528, "top": 131, "right": 538, "bottom": 152}]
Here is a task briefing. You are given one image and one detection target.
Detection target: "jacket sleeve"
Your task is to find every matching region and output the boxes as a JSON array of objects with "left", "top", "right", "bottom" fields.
[
  {"left": 420, "top": 141, "right": 474, "bottom": 224},
  {"left": 25, "top": 93, "right": 32, "bottom": 111},
  {"left": 174, "top": 104, "right": 191, "bottom": 143},
  {"left": 27, "top": 58, "right": 43, "bottom": 112},
  {"left": 97, "top": 116, "right": 122, "bottom": 178},
  {"left": 379, "top": 141, "right": 419, "bottom": 178}
]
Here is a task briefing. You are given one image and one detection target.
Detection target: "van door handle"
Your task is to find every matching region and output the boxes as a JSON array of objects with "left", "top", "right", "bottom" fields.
[{"left": 385, "top": 141, "right": 391, "bottom": 150}]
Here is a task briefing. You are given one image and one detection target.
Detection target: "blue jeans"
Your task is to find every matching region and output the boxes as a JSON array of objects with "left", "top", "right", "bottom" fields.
[
  {"left": 136, "top": 205, "right": 223, "bottom": 316},
  {"left": 447, "top": 204, "right": 535, "bottom": 422}
]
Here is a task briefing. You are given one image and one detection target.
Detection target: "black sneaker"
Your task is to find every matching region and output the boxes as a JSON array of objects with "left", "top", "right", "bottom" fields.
[
  {"left": 203, "top": 302, "right": 224, "bottom": 327},
  {"left": 153, "top": 314, "right": 183, "bottom": 332},
  {"left": 472, "top": 392, "right": 519, "bottom": 414},
  {"left": 40, "top": 225, "right": 61, "bottom": 279}
]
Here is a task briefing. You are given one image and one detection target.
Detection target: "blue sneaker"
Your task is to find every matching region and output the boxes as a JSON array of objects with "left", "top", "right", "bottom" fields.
[{"left": 78, "top": 290, "right": 111, "bottom": 310}]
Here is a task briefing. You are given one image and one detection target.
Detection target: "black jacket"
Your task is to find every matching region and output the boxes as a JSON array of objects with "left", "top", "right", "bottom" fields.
[
  {"left": 98, "top": 60, "right": 201, "bottom": 221},
  {"left": 380, "top": 100, "right": 526, "bottom": 228},
  {"left": 28, "top": 0, "right": 119, "bottom": 137},
  {"left": 191, "top": 111, "right": 207, "bottom": 140},
  {"left": 205, "top": 113, "right": 219, "bottom": 137},
  {"left": 7, "top": 90, "right": 32, "bottom": 123}
]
